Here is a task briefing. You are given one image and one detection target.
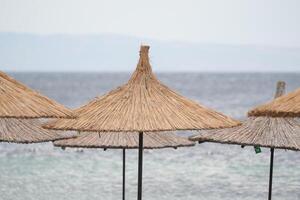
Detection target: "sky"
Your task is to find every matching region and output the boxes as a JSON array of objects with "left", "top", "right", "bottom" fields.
[
  {"left": 1, "top": 0, "right": 300, "bottom": 47},
  {"left": 0, "top": 0, "right": 300, "bottom": 72}
]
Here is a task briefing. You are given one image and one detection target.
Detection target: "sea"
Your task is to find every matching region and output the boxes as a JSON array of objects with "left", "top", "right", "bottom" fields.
[{"left": 0, "top": 72, "right": 300, "bottom": 200}]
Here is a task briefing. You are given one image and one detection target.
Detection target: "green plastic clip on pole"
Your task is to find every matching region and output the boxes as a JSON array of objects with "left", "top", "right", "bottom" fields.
[{"left": 254, "top": 146, "right": 261, "bottom": 154}]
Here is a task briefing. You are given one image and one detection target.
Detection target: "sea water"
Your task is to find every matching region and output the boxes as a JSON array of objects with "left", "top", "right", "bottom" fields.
[{"left": 0, "top": 72, "right": 300, "bottom": 200}]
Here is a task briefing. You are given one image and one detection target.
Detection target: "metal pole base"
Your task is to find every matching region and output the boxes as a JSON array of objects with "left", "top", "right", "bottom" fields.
[
  {"left": 137, "top": 132, "right": 144, "bottom": 200},
  {"left": 123, "top": 149, "right": 126, "bottom": 200},
  {"left": 268, "top": 148, "right": 274, "bottom": 200}
]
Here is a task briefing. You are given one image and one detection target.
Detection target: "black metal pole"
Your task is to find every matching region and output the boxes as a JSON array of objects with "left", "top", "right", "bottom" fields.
[
  {"left": 266, "top": 82, "right": 283, "bottom": 200},
  {"left": 123, "top": 148, "right": 126, "bottom": 200},
  {"left": 137, "top": 132, "right": 144, "bottom": 200},
  {"left": 268, "top": 148, "right": 274, "bottom": 200}
]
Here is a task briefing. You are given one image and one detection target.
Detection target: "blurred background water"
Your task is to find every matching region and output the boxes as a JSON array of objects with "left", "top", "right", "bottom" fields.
[{"left": 0, "top": 72, "right": 300, "bottom": 200}]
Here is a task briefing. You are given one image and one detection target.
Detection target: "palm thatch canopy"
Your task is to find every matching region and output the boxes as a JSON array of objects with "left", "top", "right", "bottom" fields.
[
  {"left": 54, "top": 132, "right": 194, "bottom": 149},
  {"left": 189, "top": 117, "right": 300, "bottom": 151},
  {"left": 44, "top": 45, "right": 239, "bottom": 132},
  {"left": 0, "top": 71, "right": 73, "bottom": 118},
  {"left": 190, "top": 81, "right": 300, "bottom": 151},
  {"left": 0, "top": 118, "right": 74, "bottom": 143},
  {"left": 249, "top": 86, "right": 300, "bottom": 117},
  {"left": 190, "top": 82, "right": 300, "bottom": 200}
]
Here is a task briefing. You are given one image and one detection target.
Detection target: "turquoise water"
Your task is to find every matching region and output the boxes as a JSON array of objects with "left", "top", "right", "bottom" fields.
[{"left": 1, "top": 72, "right": 300, "bottom": 200}]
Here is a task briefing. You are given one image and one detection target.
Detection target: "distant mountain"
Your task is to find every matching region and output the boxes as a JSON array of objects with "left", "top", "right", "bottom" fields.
[{"left": 0, "top": 32, "right": 299, "bottom": 72}]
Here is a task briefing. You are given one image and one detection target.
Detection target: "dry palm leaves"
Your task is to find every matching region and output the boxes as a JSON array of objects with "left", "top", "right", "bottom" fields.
[
  {"left": 0, "top": 71, "right": 73, "bottom": 118},
  {"left": 0, "top": 71, "right": 74, "bottom": 142},
  {"left": 190, "top": 81, "right": 300, "bottom": 150},
  {"left": 249, "top": 87, "right": 300, "bottom": 117},
  {"left": 190, "top": 81, "right": 300, "bottom": 200},
  {"left": 190, "top": 117, "right": 300, "bottom": 151},
  {"left": 44, "top": 45, "right": 240, "bottom": 132},
  {"left": 0, "top": 118, "right": 74, "bottom": 143},
  {"left": 54, "top": 132, "right": 194, "bottom": 149}
]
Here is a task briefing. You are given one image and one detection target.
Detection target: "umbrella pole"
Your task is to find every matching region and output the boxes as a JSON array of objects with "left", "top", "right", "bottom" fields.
[
  {"left": 123, "top": 148, "right": 126, "bottom": 200},
  {"left": 137, "top": 132, "right": 144, "bottom": 200},
  {"left": 268, "top": 148, "right": 274, "bottom": 200},
  {"left": 267, "top": 81, "right": 284, "bottom": 200}
]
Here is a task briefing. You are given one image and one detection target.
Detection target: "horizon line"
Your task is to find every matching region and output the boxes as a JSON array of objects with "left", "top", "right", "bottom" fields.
[
  {"left": 1, "top": 31, "right": 300, "bottom": 49},
  {"left": 5, "top": 70, "right": 300, "bottom": 74}
]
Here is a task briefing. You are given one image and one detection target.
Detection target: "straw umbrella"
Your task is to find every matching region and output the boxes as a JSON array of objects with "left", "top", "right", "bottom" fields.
[
  {"left": 249, "top": 85, "right": 300, "bottom": 117},
  {"left": 0, "top": 71, "right": 72, "bottom": 119},
  {"left": 0, "top": 118, "right": 74, "bottom": 143},
  {"left": 190, "top": 81, "right": 299, "bottom": 200},
  {"left": 0, "top": 71, "right": 74, "bottom": 143},
  {"left": 44, "top": 45, "right": 240, "bottom": 200},
  {"left": 53, "top": 131, "right": 195, "bottom": 200}
]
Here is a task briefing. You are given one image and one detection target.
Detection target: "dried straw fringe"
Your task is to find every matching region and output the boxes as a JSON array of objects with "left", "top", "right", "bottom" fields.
[
  {"left": 249, "top": 84, "right": 300, "bottom": 117},
  {"left": 44, "top": 46, "right": 240, "bottom": 132},
  {"left": 54, "top": 131, "right": 194, "bottom": 149},
  {"left": 190, "top": 117, "right": 300, "bottom": 151},
  {"left": 0, "top": 118, "right": 74, "bottom": 143},
  {"left": 0, "top": 71, "right": 73, "bottom": 118},
  {"left": 191, "top": 82, "right": 300, "bottom": 151}
]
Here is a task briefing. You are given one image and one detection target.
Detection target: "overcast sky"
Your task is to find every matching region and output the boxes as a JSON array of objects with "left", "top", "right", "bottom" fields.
[{"left": 1, "top": 0, "right": 300, "bottom": 47}]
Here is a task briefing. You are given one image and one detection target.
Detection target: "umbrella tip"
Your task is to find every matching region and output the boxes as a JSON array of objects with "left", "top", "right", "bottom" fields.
[
  {"left": 140, "top": 45, "right": 150, "bottom": 55},
  {"left": 275, "top": 81, "right": 286, "bottom": 98}
]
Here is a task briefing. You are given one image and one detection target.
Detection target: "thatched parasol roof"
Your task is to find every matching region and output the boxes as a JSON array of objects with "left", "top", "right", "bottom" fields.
[
  {"left": 249, "top": 86, "right": 300, "bottom": 117},
  {"left": 190, "top": 81, "right": 300, "bottom": 151},
  {"left": 0, "top": 71, "right": 73, "bottom": 118},
  {"left": 44, "top": 45, "right": 240, "bottom": 132},
  {"left": 54, "top": 132, "right": 194, "bottom": 149},
  {"left": 0, "top": 118, "right": 74, "bottom": 143},
  {"left": 189, "top": 117, "right": 300, "bottom": 151}
]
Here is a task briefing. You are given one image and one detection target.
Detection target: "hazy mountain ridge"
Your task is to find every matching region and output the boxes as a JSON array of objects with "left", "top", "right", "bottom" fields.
[{"left": 0, "top": 32, "right": 299, "bottom": 72}]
